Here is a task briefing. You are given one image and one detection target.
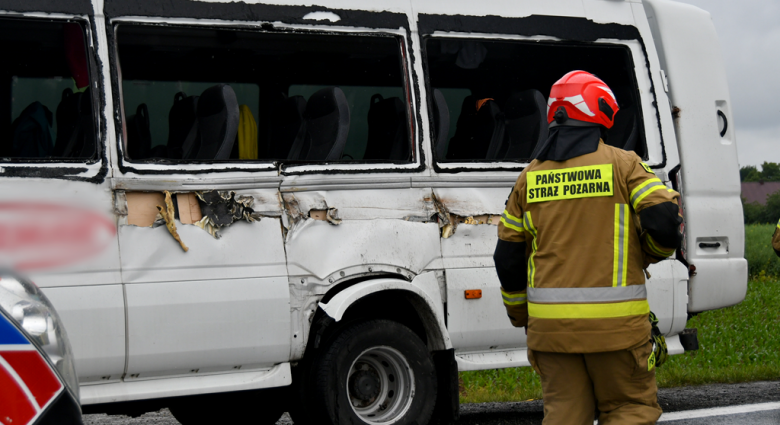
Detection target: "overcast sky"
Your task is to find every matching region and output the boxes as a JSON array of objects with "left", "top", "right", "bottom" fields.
[{"left": 675, "top": 0, "right": 780, "bottom": 168}]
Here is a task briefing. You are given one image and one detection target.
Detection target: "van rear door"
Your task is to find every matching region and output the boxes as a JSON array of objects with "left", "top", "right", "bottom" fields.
[{"left": 643, "top": 0, "right": 748, "bottom": 312}]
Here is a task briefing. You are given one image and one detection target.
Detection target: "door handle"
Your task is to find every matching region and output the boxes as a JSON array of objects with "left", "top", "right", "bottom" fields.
[{"left": 699, "top": 242, "right": 721, "bottom": 249}]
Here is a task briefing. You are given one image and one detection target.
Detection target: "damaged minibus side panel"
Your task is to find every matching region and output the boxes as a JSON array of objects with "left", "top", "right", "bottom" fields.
[
  {"left": 114, "top": 185, "right": 290, "bottom": 380},
  {"left": 107, "top": 14, "right": 293, "bottom": 389}
]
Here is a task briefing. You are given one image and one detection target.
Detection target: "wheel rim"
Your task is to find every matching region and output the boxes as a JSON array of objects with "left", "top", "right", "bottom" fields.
[{"left": 346, "top": 346, "right": 415, "bottom": 424}]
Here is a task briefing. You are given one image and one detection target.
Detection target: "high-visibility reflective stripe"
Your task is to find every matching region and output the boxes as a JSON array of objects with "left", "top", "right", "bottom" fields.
[
  {"left": 613, "top": 204, "right": 629, "bottom": 287},
  {"left": 527, "top": 285, "right": 647, "bottom": 303},
  {"left": 630, "top": 178, "right": 665, "bottom": 209},
  {"left": 777, "top": 217, "right": 780, "bottom": 229},
  {"left": 524, "top": 212, "right": 538, "bottom": 288},
  {"left": 646, "top": 234, "right": 675, "bottom": 257},
  {"left": 501, "top": 289, "right": 528, "bottom": 306},
  {"left": 529, "top": 300, "right": 650, "bottom": 319},
  {"left": 500, "top": 210, "right": 525, "bottom": 233}
]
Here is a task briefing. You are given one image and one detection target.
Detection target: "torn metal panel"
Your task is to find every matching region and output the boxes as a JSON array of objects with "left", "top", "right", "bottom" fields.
[
  {"left": 308, "top": 208, "right": 342, "bottom": 225},
  {"left": 194, "top": 190, "right": 263, "bottom": 239},
  {"left": 282, "top": 188, "right": 435, "bottom": 221},
  {"left": 118, "top": 217, "right": 287, "bottom": 284},
  {"left": 284, "top": 219, "right": 441, "bottom": 281},
  {"left": 158, "top": 191, "right": 188, "bottom": 252},
  {"left": 432, "top": 187, "right": 511, "bottom": 218}
]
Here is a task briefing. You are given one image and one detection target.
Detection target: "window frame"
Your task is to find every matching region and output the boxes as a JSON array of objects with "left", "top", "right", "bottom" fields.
[
  {"left": 109, "top": 17, "right": 422, "bottom": 178},
  {"left": 0, "top": 13, "right": 104, "bottom": 181},
  {"left": 422, "top": 31, "right": 664, "bottom": 174}
]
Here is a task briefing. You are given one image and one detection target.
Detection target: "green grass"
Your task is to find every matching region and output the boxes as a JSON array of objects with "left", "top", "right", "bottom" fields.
[
  {"left": 745, "top": 223, "right": 780, "bottom": 277},
  {"left": 458, "top": 224, "right": 780, "bottom": 404}
]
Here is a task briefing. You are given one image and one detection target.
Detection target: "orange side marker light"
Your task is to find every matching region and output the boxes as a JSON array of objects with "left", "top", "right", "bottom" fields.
[{"left": 465, "top": 289, "right": 482, "bottom": 299}]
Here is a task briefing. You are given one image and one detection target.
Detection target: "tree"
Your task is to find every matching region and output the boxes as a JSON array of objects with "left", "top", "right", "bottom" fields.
[
  {"left": 740, "top": 165, "right": 757, "bottom": 182},
  {"left": 742, "top": 196, "right": 765, "bottom": 224},
  {"left": 760, "top": 162, "right": 780, "bottom": 182},
  {"left": 741, "top": 162, "right": 780, "bottom": 182},
  {"left": 763, "top": 190, "right": 780, "bottom": 224}
]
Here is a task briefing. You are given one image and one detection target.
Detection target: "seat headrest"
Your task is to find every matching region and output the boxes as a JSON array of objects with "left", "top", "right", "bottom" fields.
[
  {"left": 168, "top": 92, "right": 199, "bottom": 160},
  {"left": 504, "top": 90, "right": 544, "bottom": 119},
  {"left": 195, "top": 84, "right": 239, "bottom": 160},
  {"left": 365, "top": 94, "right": 408, "bottom": 161},
  {"left": 504, "top": 89, "right": 548, "bottom": 161},
  {"left": 295, "top": 87, "right": 350, "bottom": 161},
  {"left": 476, "top": 99, "right": 506, "bottom": 160}
]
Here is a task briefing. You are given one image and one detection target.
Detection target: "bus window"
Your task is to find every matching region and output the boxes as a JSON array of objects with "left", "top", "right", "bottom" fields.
[
  {"left": 0, "top": 19, "right": 95, "bottom": 160},
  {"left": 115, "top": 25, "right": 410, "bottom": 164},
  {"left": 425, "top": 38, "right": 646, "bottom": 163}
]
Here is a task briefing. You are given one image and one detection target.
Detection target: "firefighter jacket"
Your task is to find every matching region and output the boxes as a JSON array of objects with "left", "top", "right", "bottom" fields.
[
  {"left": 496, "top": 141, "right": 680, "bottom": 353},
  {"left": 773, "top": 218, "right": 780, "bottom": 257}
]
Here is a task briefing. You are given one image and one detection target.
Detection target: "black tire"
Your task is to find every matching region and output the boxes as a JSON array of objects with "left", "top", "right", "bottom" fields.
[
  {"left": 312, "top": 319, "right": 437, "bottom": 425},
  {"left": 168, "top": 389, "right": 285, "bottom": 425}
]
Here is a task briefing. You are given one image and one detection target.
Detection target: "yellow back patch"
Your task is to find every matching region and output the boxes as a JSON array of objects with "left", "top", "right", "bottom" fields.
[
  {"left": 527, "top": 164, "right": 614, "bottom": 203},
  {"left": 641, "top": 163, "right": 654, "bottom": 174}
]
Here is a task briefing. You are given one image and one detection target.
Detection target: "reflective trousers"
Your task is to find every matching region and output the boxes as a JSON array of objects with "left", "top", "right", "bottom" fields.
[{"left": 528, "top": 341, "right": 662, "bottom": 425}]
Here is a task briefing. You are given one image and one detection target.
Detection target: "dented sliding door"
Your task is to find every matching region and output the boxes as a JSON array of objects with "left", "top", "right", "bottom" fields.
[{"left": 112, "top": 180, "right": 290, "bottom": 380}]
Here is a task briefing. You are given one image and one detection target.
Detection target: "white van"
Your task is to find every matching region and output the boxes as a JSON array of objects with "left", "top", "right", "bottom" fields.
[{"left": 0, "top": 0, "right": 746, "bottom": 423}]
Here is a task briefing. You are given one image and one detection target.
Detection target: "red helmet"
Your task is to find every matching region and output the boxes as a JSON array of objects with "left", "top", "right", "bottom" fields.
[{"left": 546, "top": 70, "right": 619, "bottom": 129}]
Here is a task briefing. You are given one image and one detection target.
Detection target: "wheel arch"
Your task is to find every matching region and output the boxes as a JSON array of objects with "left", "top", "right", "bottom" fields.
[{"left": 317, "top": 275, "right": 452, "bottom": 352}]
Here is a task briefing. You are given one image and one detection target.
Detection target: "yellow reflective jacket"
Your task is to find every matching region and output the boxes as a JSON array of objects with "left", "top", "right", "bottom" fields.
[
  {"left": 498, "top": 141, "right": 679, "bottom": 353},
  {"left": 773, "top": 218, "right": 780, "bottom": 256}
]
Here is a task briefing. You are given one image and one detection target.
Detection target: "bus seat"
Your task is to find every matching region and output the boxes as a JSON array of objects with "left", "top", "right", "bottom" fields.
[
  {"left": 477, "top": 99, "right": 505, "bottom": 160},
  {"left": 290, "top": 87, "right": 349, "bottom": 161},
  {"left": 8, "top": 101, "right": 53, "bottom": 158},
  {"left": 126, "top": 103, "right": 152, "bottom": 160},
  {"left": 54, "top": 88, "right": 94, "bottom": 158},
  {"left": 445, "top": 94, "right": 476, "bottom": 160},
  {"left": 168, "top": 92, "right": 199, "bottom": 160},
  {"left": 268, "top": 95, "right": 306, "bottom": 160},
  {"left": 432, "top": 89, "right": 450, "bottom": 161},
  {"left": 608, "top": 104, "right": 638, "bottom": 152},
  {"left": 195, "top": 84, "right": 239, "bottom": 160},
  {"left": 502, "top": 89, "right": 548, "bottom": 160},
  {"left": 364, "top": 94, "right": 409, "bottom": 161}
]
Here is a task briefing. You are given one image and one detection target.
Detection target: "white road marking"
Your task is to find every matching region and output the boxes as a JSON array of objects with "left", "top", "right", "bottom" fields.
[{"left": 657, "top": 402, "right": 780, "bottom": 422}]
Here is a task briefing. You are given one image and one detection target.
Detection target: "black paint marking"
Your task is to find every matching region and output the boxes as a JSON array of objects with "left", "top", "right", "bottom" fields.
[
  {"left": 0, "top": 0, "right": 92, "bottom": 15},
  {"left": 104, "top": 0, "right": 409, "bottom": 30},
  {"left": 417, "top": 14, "right": 641, "bottom": 40}
]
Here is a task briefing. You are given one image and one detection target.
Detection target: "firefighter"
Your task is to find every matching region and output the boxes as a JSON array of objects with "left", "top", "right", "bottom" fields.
[
  {"left": 493, "top": 70, "right": 683, "bottom": 425},
  {"left": 773, "top": 218, "right": 780, "bottom": 257}
]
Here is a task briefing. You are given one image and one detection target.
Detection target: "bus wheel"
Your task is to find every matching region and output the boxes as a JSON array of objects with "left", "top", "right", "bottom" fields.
[{"left": 314, "top": 319, "right": 437, "bottom": 425}]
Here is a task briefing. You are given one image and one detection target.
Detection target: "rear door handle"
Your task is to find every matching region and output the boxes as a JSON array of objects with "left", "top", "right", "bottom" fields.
[{"left": 699, "top": 242, "right": 721, "bottom": 249}]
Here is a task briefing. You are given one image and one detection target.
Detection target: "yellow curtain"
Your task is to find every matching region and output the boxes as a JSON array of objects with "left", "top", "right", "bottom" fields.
[{"left": 238, "top": 105, "right": 258, "bottom": 160}]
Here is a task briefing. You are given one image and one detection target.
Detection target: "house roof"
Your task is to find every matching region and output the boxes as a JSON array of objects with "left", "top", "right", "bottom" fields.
[{"left": 741, "top": 182, "right": 780, "bottom": 205}]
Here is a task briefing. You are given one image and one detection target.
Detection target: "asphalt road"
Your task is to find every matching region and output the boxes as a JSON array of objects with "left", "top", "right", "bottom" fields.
[{"left": 83, "top": 380, "right": 780, "bottom": 424}]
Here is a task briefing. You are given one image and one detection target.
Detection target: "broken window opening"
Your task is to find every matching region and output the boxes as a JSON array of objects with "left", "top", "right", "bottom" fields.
[
  {"left": 115, "top": 24, "right": 412, "bottom": 165},
  {"left": 0, "top": 18, "right": 96, "bottom": 161},
  {"left": 425, "top": 38, "right": 647, "bottom": 163}
]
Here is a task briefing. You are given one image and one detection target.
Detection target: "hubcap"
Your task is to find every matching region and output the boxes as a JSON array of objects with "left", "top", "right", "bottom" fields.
[{"left": 346, "top": 346, "right": 415, "bottom": 424}]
